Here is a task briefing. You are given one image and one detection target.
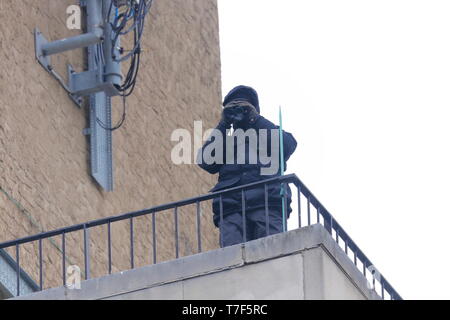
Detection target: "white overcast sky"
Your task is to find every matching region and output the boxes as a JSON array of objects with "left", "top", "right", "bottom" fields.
[{"left": 218, "top": 0, "right": 450, "bottom": 300}]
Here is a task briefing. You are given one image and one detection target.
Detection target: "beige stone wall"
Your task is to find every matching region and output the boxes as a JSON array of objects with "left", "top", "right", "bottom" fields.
[{"left": 0, "top": 0, "right": 221, "bottom": 290}]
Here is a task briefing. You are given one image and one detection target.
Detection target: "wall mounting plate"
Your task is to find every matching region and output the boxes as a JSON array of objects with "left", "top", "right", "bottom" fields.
[{"left": 34, "top": 28, "right": 51, "bottom": 71}]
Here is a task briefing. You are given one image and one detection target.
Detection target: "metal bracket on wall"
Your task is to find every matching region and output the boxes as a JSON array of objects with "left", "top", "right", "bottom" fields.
[
  {"left": 34, "top": 29, "right": 84, "bottom": 107},
  {"left": 34, "top": 29, "right": 50, "bottom": 71},
  {"left": 34, "top": 28, "right": 120, "bottom": 108}
]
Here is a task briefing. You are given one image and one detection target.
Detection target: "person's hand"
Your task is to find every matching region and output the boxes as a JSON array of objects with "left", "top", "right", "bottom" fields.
[
  {"left": 219, "top": 107, "right": 233, "bottom": 129},
  {"left": 223, "top": 100, "right": 260, "bottom": 127},
  {"left": 245, "top": 103, "right": 260, "bottom": 125}
]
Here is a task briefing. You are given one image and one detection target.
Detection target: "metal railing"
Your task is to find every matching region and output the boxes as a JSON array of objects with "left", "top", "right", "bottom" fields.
[{"left": 0, "top": 174, "right": 402, "bottom": 300}]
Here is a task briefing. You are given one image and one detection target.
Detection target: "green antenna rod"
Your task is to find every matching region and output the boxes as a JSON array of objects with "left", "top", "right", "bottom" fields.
[{"left": 279, "top": 106, "right": 286, "bottom": 232}]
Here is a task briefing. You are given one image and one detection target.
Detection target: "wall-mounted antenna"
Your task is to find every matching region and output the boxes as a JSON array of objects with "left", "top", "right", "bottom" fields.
[{"left": 34, "top": 0, "right": 154, "bottom": 191}]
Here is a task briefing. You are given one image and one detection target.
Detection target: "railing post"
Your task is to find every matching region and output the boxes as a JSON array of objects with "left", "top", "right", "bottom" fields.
[
  {"left": 83, "top": 225, "right": 90, "bottom": 280},
  {"left": 241, "top": 189, "right": 247, "bottom": 243},
  {"left": 152, "top": 212, "right": 156, "bottom": 264},
  {"left": 323, "top": 210, "right": 333, "bottom": 234},
  {"left": 297, "top": 185, "right": 301, "bottom": 228},
  {"left": 307, "top": 195, "right": 311, "bottom": 226},
  {"left": 62, "top": 233, "right": 66, "bottom": 287},
  {"left": 330, "top": 216, "right": 334, "bottom": 235},
  {"left": 363, "top": 261, "right": 366, "bottom": 277},
  {"left": 174, "top": 207, "right": 179, "bottom": 259},
  {"left": 264, "top": 183, "right": 269, "bottom": 237},
  {"left": 196, "top": 201, "right": 202, "bottom": 253},
  {"left": 130, "top": 216, "right": 134, "bottom": 269},
  {"left": 16, "top": 244, "right": 20, "bottom": 296},
  {"left": 107, "top": 221, "right": 112, "bottom": 274},
  {"left": 372, "top": 273, "right": 376, "bottom": 291},
  {"left": 39, "top": 238, "right": 43, "bottom": 290},
  {"left": 219, "top": 195, "right": 224, "bottom": 247},
  {"left": 317, "top": 206, "right": 321, "bottom": 226},
  {"left": 282, "top": 183, "right": 288, "bottom": 231}
]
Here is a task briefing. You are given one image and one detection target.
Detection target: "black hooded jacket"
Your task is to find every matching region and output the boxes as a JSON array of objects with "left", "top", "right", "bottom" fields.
[{"left": 197, "top": 115, "right": 297, "bottom": 227}]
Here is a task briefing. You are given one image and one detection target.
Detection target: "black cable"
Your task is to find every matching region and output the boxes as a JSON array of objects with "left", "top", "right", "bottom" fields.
[
  {"left": 109, "top": 0, "right": 153, "bottom": 96},
  {"left": 96, "top": 0, "right": 153, "bottom": 131},
  {"left": 96, "top": 95, "right": 127, "bottom": 131}
]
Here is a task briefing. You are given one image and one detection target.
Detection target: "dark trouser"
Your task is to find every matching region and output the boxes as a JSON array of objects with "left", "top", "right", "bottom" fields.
[{"left": 219, "top": 208, "right": 284, "bottom": 248}]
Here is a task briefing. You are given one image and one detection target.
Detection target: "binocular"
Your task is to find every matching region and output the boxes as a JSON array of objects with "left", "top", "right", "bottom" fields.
[{"left": 223, "top": 105, "right": 249, "bottom": 117}]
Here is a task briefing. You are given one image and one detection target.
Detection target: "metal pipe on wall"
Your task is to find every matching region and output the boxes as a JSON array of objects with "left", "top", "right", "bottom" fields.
[{"left": 41, "top": 0, "right": 104, "bottom": 57}]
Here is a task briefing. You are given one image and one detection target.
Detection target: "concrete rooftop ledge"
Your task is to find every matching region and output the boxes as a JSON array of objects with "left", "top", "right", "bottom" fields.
[{"left": 13, "top": 224, "right": 381, "bottom": 300}]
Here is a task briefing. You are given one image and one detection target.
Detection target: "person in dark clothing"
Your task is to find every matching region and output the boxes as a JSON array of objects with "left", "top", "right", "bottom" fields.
[{"left": 197, "top": 85, "right": 297, "bottom": 247}]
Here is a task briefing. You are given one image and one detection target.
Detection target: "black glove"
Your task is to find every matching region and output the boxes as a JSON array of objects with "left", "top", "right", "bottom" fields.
[
  {"left": 245, "top": 103, "right": 260, "bottom": 125},
  {"left": 223, "top": 100, "right": 260, "bottom": 128},
  {"left": 219, "top": 108, "right": 233, "bottom": 129}
]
